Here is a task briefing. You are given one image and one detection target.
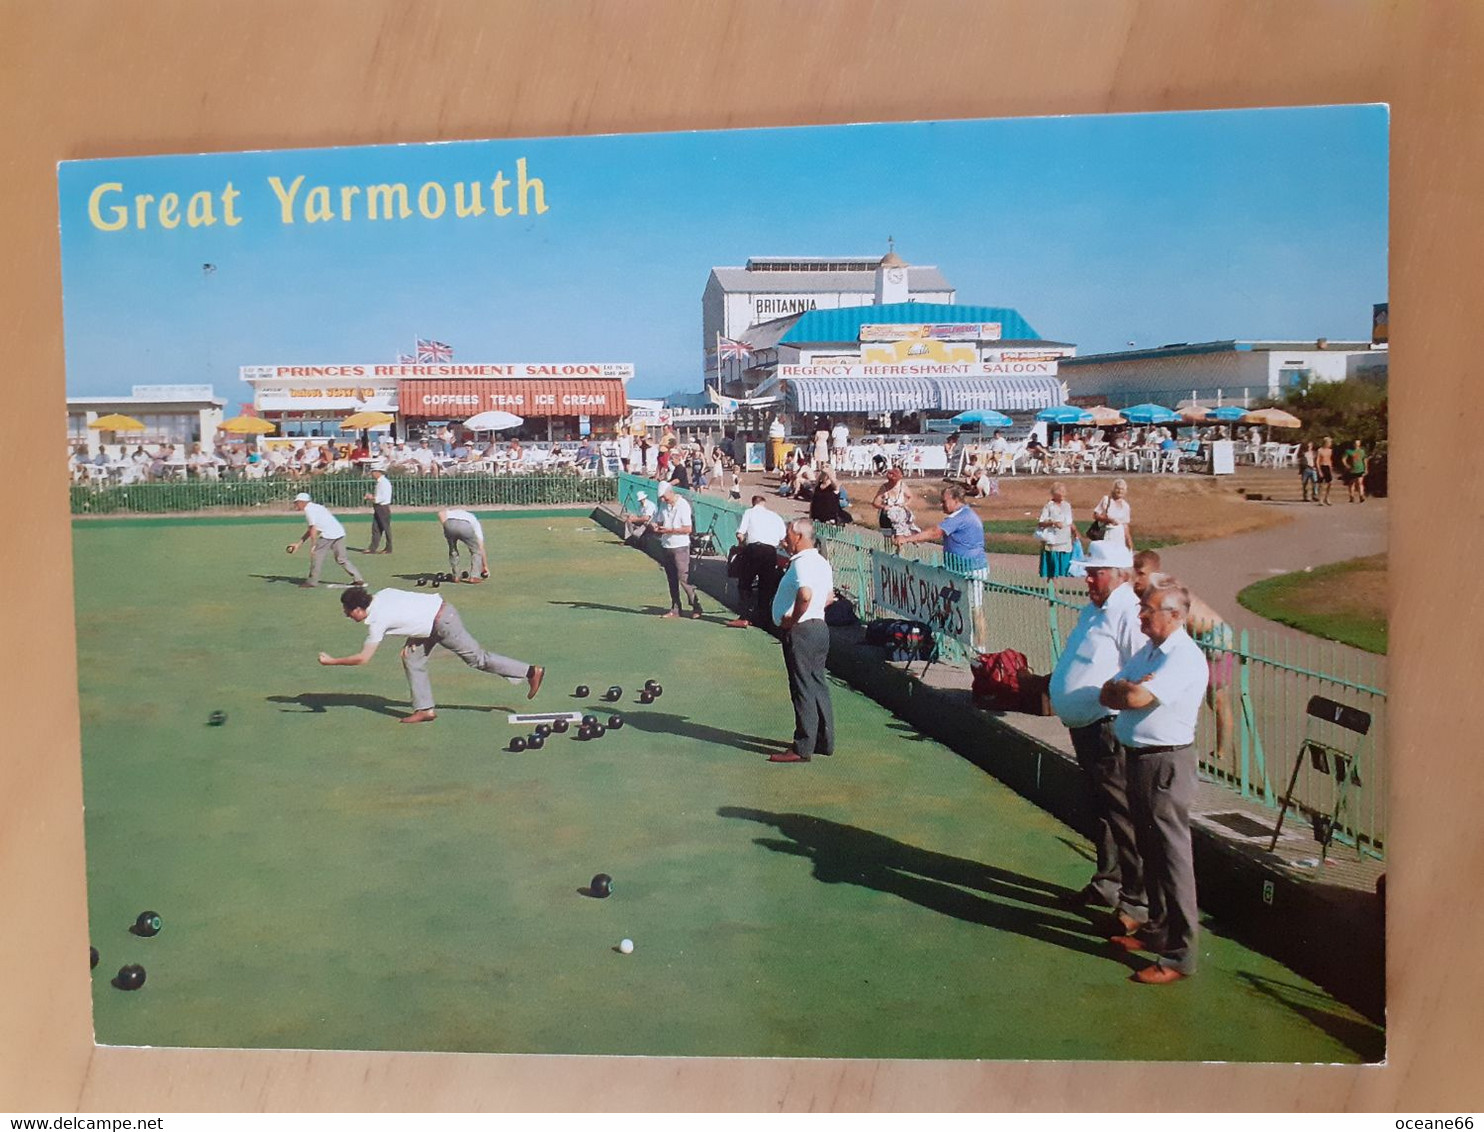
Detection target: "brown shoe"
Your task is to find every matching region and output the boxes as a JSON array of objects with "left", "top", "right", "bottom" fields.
[
  {"left": 767, "top": 749, "right": 811, "bottom": 763},
  {"left": 725, "top": 619, "right": 751, "bottom": 629},
  {"left": 1133, "top": 964, "right": 1187, "bottom": 985},
  {"left": 1108, "top": 935, "right": 1148, "bottom": 953},
  {"left": 1115, "top": 912, "right": 1146, "bottom": 936},
  {"left": 526, "top": 665, "right": 544, "bottom": 700},
  {"left": 400, "top": 709, "right": 437, "bottom": 724},
  {"left": 661, "top": 610, "right": 681, "bottom": 619}
]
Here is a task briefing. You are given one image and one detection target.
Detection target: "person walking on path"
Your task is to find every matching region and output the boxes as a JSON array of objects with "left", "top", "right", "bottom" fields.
[
  {"left": 727, "top": 494, "right": 787, "bottom": 630},
  {"left": 1035, "top": 482, "right": 1077, "bottom": 578},
  {"left": 1100, "top": 574, "right": 1209, "bottom": 985},
  {"left": 439, "top": 508, "right": 488, "bottom": 583},
  {"left": 1341, "top": 438, "right": 1369, "bottom": 503},
  {"left": 768, "top": 518, "right": 835, "bottom": 764},
  {"left": 365, "top": 468, "right": 394, "bottom": 553},
  {"left": 653, "top": 481, "right": 703, "bottom": 619},
  {"left": 1049, "top": 539, "right": 1149, "bottom": 935},
  {"left": 287, "top": 493, "right": 365, "bottom": 589},
  {"left": 318, "top": 586, "right": 544, "bottom": 724},
  {"left": 1298, "top": 441, "right": 1319, "bottom": 503},
  {"left": 1090, "top": 479, "right": 1134, "bottom": 552},
  {"left": 1315, "top": 436, "right": 1336, "bottom": 505}
]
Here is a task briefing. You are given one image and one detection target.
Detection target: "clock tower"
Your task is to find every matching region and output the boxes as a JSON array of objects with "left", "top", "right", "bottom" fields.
[{"left": 874, "top": 240, "right": 909, "bottom": 305}]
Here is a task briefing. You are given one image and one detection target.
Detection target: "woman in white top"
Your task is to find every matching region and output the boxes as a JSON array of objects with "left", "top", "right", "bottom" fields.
[
  {"left": 1036, "top": 481, "right": 1076, "bottom": 578},
  {"left": 1091, "top": 478, "right": 1134, "bottom": 550}
]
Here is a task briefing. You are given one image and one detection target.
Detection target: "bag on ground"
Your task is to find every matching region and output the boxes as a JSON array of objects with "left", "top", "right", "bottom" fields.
[{"left": 970, "top": 649, "right": 1051, "bottom": 714}]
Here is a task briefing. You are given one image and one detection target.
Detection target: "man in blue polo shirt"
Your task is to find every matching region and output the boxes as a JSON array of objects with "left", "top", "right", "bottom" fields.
[{"left": 894, "top": 483, "right": 988, "bottom": 648}]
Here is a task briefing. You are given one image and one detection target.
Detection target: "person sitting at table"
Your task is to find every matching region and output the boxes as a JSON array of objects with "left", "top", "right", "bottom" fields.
[
  {"left": 506, "top": 438, "right": 524, "bottom": 463},
  {"left": 965, "top": 457, "right": 999, "bottom": 499},
  {"left": 409, "top": 441, "right": 438, "bottom": 475},
  {"left": 943, "top": 432, "right": 961, "bottom": 463},
  {"left": 794, "top": 460, "right": 817, "bottom": 501},
  {"left": 1024, "top": 434, "right": 1047, "bottom": 470},
  {"left": 809, "top": 465, "right": 850, "bottom": 526},
  {"left": 312, "top": 444, "right": 335, "bottom": 474}
]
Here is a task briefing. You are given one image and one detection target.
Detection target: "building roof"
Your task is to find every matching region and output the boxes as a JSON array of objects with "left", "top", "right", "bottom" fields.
[
  {"left": 779, "top": 302, "right": 1041, "bottom": 345},
  {"left": 779, "top": 375, "right": 1063, "bottom": 415},
  {"left": 1064, "top": 339, "right": 1373, "bottom": 366},
  {"left": 710, "top": 265, "right": 953, "bottom": 293}
]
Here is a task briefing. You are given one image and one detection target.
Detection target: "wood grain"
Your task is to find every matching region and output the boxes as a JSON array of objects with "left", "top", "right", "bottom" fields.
[{"left": 2, "top": 0, "right": 1479, "bottom": 1111}]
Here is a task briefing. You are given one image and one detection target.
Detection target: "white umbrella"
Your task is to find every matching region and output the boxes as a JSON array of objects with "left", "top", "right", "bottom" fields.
[{"left": 463, "top": 410, "right": 525, "bottom": 431}]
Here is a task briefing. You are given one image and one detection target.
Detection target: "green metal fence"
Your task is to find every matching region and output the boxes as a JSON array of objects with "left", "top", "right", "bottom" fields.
[{"left": 71, "top": 472, "right": 617, "bottom": 515}]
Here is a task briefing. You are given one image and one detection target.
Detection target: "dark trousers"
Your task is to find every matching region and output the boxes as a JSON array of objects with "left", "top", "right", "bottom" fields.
[
  {"left": 1127, "top": 746, "right": 1199, "bottom": 973},
  {"left": 369, "top": 504, "right": 393, "bottom": 552},
  {"left": 782, "top": 619, "right": 834, "bottom": 756},
  {"left": 661, "top": 546, "right": 699, "bottom": 612},
  {"left": 737, "top": 541, "right": 782, "bottom": 627},
  {"left": 1068, "top": 718, "right": 1146, "bottom": 920}
]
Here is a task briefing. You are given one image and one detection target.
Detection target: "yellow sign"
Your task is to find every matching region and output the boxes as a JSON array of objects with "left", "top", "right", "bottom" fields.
[{"left": 862, "top": 339, "right": 976, "bottom": 364}]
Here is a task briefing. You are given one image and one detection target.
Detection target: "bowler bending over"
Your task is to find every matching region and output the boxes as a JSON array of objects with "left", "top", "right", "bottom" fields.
[{"left": 319, "top": 586, "right": 543, "bottom": 724}]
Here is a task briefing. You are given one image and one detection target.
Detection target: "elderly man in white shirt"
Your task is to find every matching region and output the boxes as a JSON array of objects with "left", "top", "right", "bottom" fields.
[
  {"left": 727, "top": 494, "right": 787, "bottom": 630},
  {"left": 651, "top": 481, "right": 703, "bottom": 618},
  {"left": 364, "top": 468, "right": 394, "bottom": 554},
  {"left": 439, "top": 508, "right": 488, "bottom": 582},
  {"left": 318, "top": 586, "right": 544, "bottom": 725},
  {"left": 1100, "top": 574, "right": 1210, "bottom": 984},
  {"left": 620, "top": 488, "right": 658, "bottom": 543},
  {"left": 767, "top": 518, "right": 835, "bottom": 763},
  {"left": 286, "top": 493, "right": 365, "bottom": 588},
  {"left": 1049, "top": 539, "right": 1148, "bottom": 933}
]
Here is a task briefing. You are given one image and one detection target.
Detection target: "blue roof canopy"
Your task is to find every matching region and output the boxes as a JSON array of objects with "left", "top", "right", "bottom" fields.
[{"left": 779, "top": 303, "right": 1041, "bottom": 345}]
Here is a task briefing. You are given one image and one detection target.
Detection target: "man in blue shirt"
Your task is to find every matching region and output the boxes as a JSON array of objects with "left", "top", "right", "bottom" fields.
[{"left": 893, "top": 484, "right": 988, "bottom": 649}]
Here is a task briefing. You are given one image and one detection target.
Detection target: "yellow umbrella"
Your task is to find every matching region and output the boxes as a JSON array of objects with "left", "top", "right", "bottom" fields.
[
  {"left": 1179, "top": 406, "right": 1212, "bottom": 423},
  {"left": 219, "top": 415, "right": 277, "bottom": 435},
  {"left": 341, "top": 410, "right": 396, "bottom": 430},
  {"left": 88, "top": 413, "right": 146, "bottom": 431},
  {"left": 1085, "top": 405, "right": 1125, "bottom": 426},
  {"left": 1242, "top": 408, "right": 1302, "bottom": 428}
]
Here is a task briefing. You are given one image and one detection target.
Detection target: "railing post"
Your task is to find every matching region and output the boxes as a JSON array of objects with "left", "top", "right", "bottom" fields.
[{"left": 1046, "top": 579, "right": 1063, "bottom": 665}]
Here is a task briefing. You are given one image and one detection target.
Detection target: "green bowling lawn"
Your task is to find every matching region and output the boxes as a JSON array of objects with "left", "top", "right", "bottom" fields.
[{"left": 74, "top": 511, "right": 1382, "bottom": 1061}]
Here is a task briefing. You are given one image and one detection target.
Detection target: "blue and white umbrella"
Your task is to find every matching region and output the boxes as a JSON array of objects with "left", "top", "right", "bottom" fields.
[
  {"left": 1205, "top": 405, "right": 1249, "bottom": 422},
  {"left": 1035, "top": 405, "right": 1094, "bottom": 425},
  {"left": 1119, "top": 403, "right": 1180, "bottom": 425},
  {"left": 950, "top": 408, "right": 1014, "bottom": 428}
]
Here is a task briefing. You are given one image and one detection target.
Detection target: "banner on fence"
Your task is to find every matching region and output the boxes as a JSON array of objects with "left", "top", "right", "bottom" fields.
[{"left": 869, "top": 550, "right": 977, "bottom": 652}]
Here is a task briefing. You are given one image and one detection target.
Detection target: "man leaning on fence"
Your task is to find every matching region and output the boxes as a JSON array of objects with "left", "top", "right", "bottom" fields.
[
  {"left": 1048, "top": 538, "right": 1148, "bottom": 936},
  {"left": 1099, "top": 574, "right": 1209, "bottom": 985},
  {"left": 727, "top": 495, "right": 786, "bottom": 631}
]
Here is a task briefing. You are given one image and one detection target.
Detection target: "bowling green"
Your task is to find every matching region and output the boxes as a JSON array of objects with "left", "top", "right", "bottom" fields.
[{"left": 72, "top": 512, "right": 1381, "bottom": 1062}]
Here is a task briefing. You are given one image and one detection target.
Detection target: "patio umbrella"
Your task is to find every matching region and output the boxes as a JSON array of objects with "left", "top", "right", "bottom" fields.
[
  {"left": 341, "top": 410, "right": 396, "bottom": 430},
  {"left": 1242, "top": 407, "right": 1302, "bottom": 428},
  {"left": 1035, "top": 405, "right": 1093, "bottom": 425},
  {"left": 88, "top": 413, "right": 146, "bottom": 431},
  {"left": 1119, "top": 403, "right": 1180, "bottom": 425},
  {"left": 219, "top": 415, "right": 277, "bottom": 435},
  {"left": 1178, "top": 406, "right": 1213, "bottom": 423},
  {"left": 949, "top": 408, "right": 1013, "bottom": 428},
  {"left": 463, "top": 410, "right": 525, "bottom": 432},
  {"left": 1206, "top": 405, "right": 1249, "bottom": 422},
  {"left": 1084, "top": 406, "right": 1125, "bottom": 426}
]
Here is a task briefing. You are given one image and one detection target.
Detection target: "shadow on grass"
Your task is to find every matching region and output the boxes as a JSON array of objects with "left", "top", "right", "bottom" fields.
[
  {"left": 549, "top": 599, "right": 734, "bottom": 624},
  {"left": 718, "top": 807, "right": 1132, "bottom": 966},
  {"left": 1236, "top": 971, "right": 1385, "bottom": 1062},
  {"left": 624, "top": 711, "right": 786, "bottom": 756},
  {"left": 266, "top": 692, "right": 507, "bottom": 718}
]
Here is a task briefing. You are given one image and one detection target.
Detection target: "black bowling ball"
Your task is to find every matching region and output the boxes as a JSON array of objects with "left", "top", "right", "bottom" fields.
[{"left": 114, "top": 964, "right": 146, "bottom": 991}]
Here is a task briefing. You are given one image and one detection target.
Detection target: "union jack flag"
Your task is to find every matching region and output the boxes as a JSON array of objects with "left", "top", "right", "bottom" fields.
[
  {"left": 716, "top": 337, "right": 753, "bottom": 361},
  {"left": 416, "top": 338, "right": 454, "bottom": 363},
  {"left": 397, "top": 353, "right": 416, "bottom": 364}
]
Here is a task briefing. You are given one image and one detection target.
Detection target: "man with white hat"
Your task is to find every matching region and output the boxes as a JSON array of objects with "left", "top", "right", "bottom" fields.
[
  {"left": 287, "top": 493, "right": 364, "bottom": 588},
  {"left": 652, "top": 481, "right": 702, "bottom": 619},
  {"left": 620, "top": 487, "right": 658, "bottom": 544},
  {"left": 1048, "top": 537, "right": 1148, "bottom": 933}
]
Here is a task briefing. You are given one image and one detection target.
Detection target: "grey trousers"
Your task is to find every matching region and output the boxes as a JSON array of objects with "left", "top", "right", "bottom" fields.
[
  {"left": 782, "top": 619, "right": 834, "bottom": 756},
  {"left": 401, "top": 602, "right": 530, "bottom": 712},
  {"left": 1127, "top": 746, "right": 1199, "bottom": 973},
  {"left": 1068, "top": 717, "right": 1147, "bottom": 921},
  {"left": 661, "top": 546, "right": 699, "bottom": 612},
  {"left": 369, "top": 504, "right": 393, "bottom": 552},
  {"left": 307, "top": 536, "right": 363, "bottom": 586},
  {"left": 443, "top": 519, "right": 486, "bottom": 577}
]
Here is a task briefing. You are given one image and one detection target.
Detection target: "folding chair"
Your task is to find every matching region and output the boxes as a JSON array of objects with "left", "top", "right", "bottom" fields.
[{"left": 1267, "top": 694, "right": 1373, "bottom": 860}]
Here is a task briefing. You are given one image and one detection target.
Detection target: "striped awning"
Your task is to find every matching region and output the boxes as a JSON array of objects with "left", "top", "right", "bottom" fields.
[{"left": 786, "top": 376, "right": 1064, "bottom": 415}]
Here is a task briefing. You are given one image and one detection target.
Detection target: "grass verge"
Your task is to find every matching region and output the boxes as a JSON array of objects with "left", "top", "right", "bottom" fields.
[{"left": 1237, "top": 554, "right": 1387, "bottom": 655}]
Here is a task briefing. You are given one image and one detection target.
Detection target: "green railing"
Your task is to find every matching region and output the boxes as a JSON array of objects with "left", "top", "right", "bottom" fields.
[{"left": 71, "top": 472, "right": 617, "bottom": 515}]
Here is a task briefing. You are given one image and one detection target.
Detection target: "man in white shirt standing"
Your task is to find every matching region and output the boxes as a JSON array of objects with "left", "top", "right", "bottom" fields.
[
  {"left": 287, "top": 492, "right": 365, "bottom": 589},
  {"left": 364, "top": 468, "right": 394, "bottom": 554},
  {"left": 727, "top": 495, "right": 787, "bottom": 630},
  {"left": 830, "top": 420, "right": 850, "bottom": 466},
  {"left": 652, "top": 481, "right": 702, "bottom": 619},
  {"left": 319, "top": 586, "right": 544, "bottom": 724},
  {"left": 1048, "top": 539, "right": 1148, "bottom": 933},
  {"left": 767, "top": 519, "right": 835, "bottom": 763},
  {"left": 439, "top": 508, "right": 488, "bottom": 583},
  {"left": 1100, "top": 574, "right": 1210, "bottom": 984}
]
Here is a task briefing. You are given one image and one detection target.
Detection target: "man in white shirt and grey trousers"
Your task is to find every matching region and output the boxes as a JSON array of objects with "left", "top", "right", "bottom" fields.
[
  {"left": 287, "top": 493, "right": 365, "bottom": 589},
  {"left": 1048, "top": 538, "right": 1148, "bottom": 934},
  {"left": 767, "top": 519, "right": 835, "bottom": 763},
  {"left": 439, "top": 508, "right": 488, "bottom": 583},
  {"left": 365, "top": 468, "right": 394, "bottom": 554},
  {"left": 319, "top": 586, "right": 544, "bottom": 725}
]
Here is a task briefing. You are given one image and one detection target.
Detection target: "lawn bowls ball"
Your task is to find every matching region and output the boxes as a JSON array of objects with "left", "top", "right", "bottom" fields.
[
  {"left": 639, "top": 690, "right": 654, "bottom": 705},
  {"left": 650, "top": 684, "right": 663, "bottom": 697},
  {"left": 619, "top": 939, "right": 634, "bottom": 955},
  {"left": 608, "top": 714, "right": 624, "bottom": 730},
  {"left": 575, "top": 684, "right": 591, "bottom": 698},
  {"left": 590, "top": 873, "right": 613, "bottom": 898},
  {"left": 461, "top": 571, "right": 470, "bottom": 581},
  {"left": 133, "top": 911, "right": 162, "bottom": 937},
  {"left": 432, "top": 578, "right": 441, "bottom": 588},
  {"left": 90, "top": 946, "right": 98, "bottom": 970},
  {"left": 534, "top": 724, "right": 552, "bottom": 738},
  {"left": 115, "top": 964, "right": 147, "bottom": 990},
  {"left": 582, "top": 714, "right": 598, "bottom": 729},
  {"left": 509, "top": 736, "right": 528, "bottom": 753},
  {"left": 552, "top": 718, "right": 570, "bottom": 734},
  {"left": 644, "top": 679, "right": 659, "bottom": 693},
  {"left": 416, "top": 577, "right": 428, "bottom": 587},
  {"left": 207, "top": 710, "right": 227, "bottom": 726},
  {"left": 527, "top": 734, "right": 545, "bottom": 750},
  {"left": 578, "top": 724, "right": 593, "bottom": 741},
  {"left": 592, "top": 724, "right": 606, "bottom": 738},
  {"left": 605, "top": 686, "right": 622, "bottom": 702}
]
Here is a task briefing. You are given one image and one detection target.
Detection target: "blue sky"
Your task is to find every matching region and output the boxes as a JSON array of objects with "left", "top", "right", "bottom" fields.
[{"left": 58, "top": 105, "right": 1387, "bottom": 403}]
